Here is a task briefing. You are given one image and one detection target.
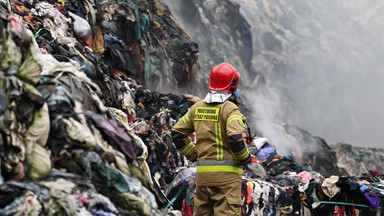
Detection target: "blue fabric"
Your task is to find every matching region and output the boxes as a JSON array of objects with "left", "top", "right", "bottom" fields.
[
  {"left": 125, "top": 0, "right": 149, "bottom": 40},
  {"left": 360, "top": 184, "right": 369, "bottom": 193},
  {"left": 121, "top": 172, "right": 142, "bottom": 195},
  {"left": 284, "top": 155, "right": 302, "bottom": 172},
  {"left": 88, "top": 206, "right": 117, "bottom": 216},
  {"left": 139, "top": 13, "right": 150, "bottom": 33},
  {"left": 104, "top": 34, "right": 125, "bottom": 47},
  {"left": 257, "top": 144, "right": 277, "bottom": 160}
]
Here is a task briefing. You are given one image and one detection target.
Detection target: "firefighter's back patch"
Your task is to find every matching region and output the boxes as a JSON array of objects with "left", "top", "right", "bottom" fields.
[{"left": 194, "top": 107, "right": 220, "bottom": 121}]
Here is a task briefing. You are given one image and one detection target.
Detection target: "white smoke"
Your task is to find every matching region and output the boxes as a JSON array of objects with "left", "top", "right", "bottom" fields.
[
  {"left": 163, "top": 0, "right": 384, "bottom": 148},
  {"left": 243, "top": 87, "right": 298, "bottom": 156}
]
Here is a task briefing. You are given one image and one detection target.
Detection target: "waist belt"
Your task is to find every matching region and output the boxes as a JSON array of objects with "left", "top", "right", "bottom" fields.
[{"left": 196, "top": 160, "right": 243, "bottom": 174}]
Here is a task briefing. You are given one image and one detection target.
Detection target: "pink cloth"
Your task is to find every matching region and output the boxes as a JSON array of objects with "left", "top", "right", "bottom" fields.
[
  {"left": 10, "top": 161, "right": 25, "bottom": 182},
  {"left": 297, "top": 171, "right": 311, "bottom": 183}
]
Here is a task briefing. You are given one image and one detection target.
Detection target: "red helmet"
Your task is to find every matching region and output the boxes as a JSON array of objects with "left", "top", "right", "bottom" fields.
[{"left": 209, "top": 62, "right": 241, "bottom": 93}]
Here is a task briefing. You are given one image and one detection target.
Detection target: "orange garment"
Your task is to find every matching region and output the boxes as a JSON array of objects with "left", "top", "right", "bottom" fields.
[{"left": 91, "top": 26, "right": 105, "bottom": 56}]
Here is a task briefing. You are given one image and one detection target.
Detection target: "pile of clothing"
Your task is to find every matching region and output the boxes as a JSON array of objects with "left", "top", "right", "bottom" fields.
[
  {"left": 9, "top": 0, "right": 201, "bottom": 95},
  {"left": 0, "top": 0, "right": 204, "bottom": 215},
  {"left": 1, "top": 0, "right": 384, "bottom": 215},
  {"left": 333, "top": 142, "right": 384, "bottom": 178},
  {"left": 166, "top": 142, "right": 384, "bottom": 216},
  {"left": 239, "top": 172, "right": 384, "bottom": 216},
  {"left": 240, "top": 137, "right": 384, "bottom": 215}
]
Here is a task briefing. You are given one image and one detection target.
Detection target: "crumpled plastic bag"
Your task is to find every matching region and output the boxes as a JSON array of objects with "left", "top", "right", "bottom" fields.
[{"left": 68, "top": 11, "right": 91, "bottom": 43}]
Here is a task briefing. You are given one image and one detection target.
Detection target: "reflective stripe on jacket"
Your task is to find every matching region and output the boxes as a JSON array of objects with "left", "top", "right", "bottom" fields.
[
  {"left": 171, "top": 99, "right": 250, "bottom": 186},
  {"left": 196, "top": 159, "right": 243, "bottom": 174}
]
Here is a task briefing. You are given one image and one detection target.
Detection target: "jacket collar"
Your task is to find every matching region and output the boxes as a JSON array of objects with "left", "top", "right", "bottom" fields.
[{"left": 203, "top": 90, "right": 232, "bottom": 104}]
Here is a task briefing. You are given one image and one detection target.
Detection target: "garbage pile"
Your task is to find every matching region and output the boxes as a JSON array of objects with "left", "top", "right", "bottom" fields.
[
  {"left": 166, "top": 138, "right": 384, "bottom": 216},
  {"left": 334, "top": 142, "right": 384, "bottom": 178},
  {"left": 1, "top": 0, "right": 384, "bottom": 216},
  {"left": 0, "top": 0, "right": 203, "bottom": 215}
]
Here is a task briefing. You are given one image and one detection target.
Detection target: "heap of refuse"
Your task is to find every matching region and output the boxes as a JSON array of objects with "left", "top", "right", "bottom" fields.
[
  {"left": 0, "top": 0, "right": 384, "bottom": 216},
  {"left": 334, "top": 142, "right": 384, "bottom": 177},
  {"left": 166, "top": 137, "right": 384, "bottom": 215},
  {"left": 0, "top": 0, "right": 202, "bottom": 215}
]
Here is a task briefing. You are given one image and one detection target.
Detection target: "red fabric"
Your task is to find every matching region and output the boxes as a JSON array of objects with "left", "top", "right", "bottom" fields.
[
  {"left": 246, "top": 182, "right": 252, "bottom": 205},
  {"left": 182, "top": 199, "right": 193, "bottom": 216},
  {"left": 241, "top": 182, "right": 253, "bottom": 207},
  {"left": 266, "top": 155, "right": 284, "bottom": 166},
  {"left": 245, "top": 131, "right": 251, "bottom": 144},
  {"left": 285, "top": 187, "right": 294, "bottom": 195},
  {"left": 73, "top": 194, "right": 90, "bottom": 205},
  {"left": 85, "top": 35, "right": 92, "bottom": 47},
  {"left": 251, "top": 156, "right": 259, "bottom": 164},
  {"left": 12, "top": 1, "right": 24, "bottom": 6},
  {"left": 352, "top": 205, "right": 357, "bottom": 216},
  {"left": 128, "top": 114, "right": 135, "bottom": 122},
  {"left": 58, "top": 5, "right": 65, "bottom": 14},
  {"left": 114, "top": 68, "right": 121, "bottom": 76},
  {"left": 333, "top": 205, "right": 345, "bottom": 216},
  {"left": 369, "top": 169, "right": 380, "bottom": 176}
]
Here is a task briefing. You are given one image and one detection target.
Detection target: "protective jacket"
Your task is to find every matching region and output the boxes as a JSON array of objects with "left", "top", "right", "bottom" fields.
[{"left": 171, "top": 99, "right": 251, "bottom": 186}]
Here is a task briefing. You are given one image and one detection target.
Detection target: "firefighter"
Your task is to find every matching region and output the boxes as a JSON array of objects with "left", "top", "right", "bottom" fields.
[{"left": 171, "top": 62, "right": 251, "bottom": 216}]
